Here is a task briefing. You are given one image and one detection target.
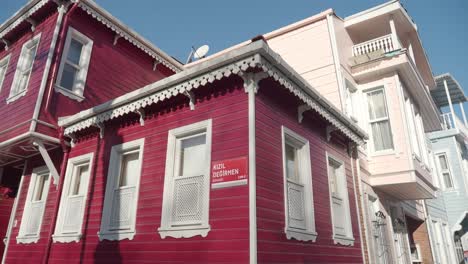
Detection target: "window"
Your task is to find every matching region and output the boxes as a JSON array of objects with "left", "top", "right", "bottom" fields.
[
  {"left": 158, "top": 119, "right": 212, "bottom": 239},
  {"left": 7, "top": 34, "right": 41, "bottom": 103},
  {"left": 0, "top": 55, "right": 10, "bottom": 92},
  {"left": 344, "top": 79, "right": 358, "bottom": 122},
  {"left": 53, "top": 153, "right": 93, "bottom": 243},
  {"left": 327, "top": 154, "right": 354, "bottom": 245},
  {"left": 55, "top": 27, "right": 93, "bottom": 101},
  {"left": 281, "top": 126, "right": 317, "bottom": 242},
  {"left": 17, "top": 166, "right": 51, "bottom": 244},
  {"left": 98, "top": 139, "right": 144, "bottom": 241},
  {"left": 436, "top": 153, "right": 454, "bottom": 189},
  {"left": 366, "top": 88, "right": 394, "bottom": 152}
]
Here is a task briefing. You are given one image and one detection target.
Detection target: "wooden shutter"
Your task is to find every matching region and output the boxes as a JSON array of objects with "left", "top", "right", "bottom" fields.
[{"left": 286, "top": 180, "right": 306, "bottom": 230}]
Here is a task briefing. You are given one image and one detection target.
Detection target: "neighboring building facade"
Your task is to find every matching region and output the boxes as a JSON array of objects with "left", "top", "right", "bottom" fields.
[{"left": 426, "top": 73, "right": 468, "bottom": 264}]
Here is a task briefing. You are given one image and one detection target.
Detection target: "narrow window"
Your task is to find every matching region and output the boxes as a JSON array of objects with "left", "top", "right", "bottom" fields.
[
  {"left": 0, "top": 55, "right": 10, "bottom": 92},
  {"left": 17, "top": 166, "right": 51, "bottom": 244},
  {"left": 56, "top": 27, "right": 93, "bottom": 101},
  {"left": 344, "top": 79, "right": 358, "bottom": 122},
  {"left": 366, "top": 88, "right": 394, "bottom": 152},
  {"left": 158, "top": 120, "right": 212, "bottom": 239},
  {"left": 436, "top": 153, "right": 454, "bottom": 189},
  {"left": 98, "top": 139, "right": 144, "bottom": 241},
  {"left": 327, "top": 155, "right": 354, "bottom": 245},
  {"left": 7, "top": 34, "right": 41, "bottom": 103},
  {"left": 281, "top": 127, "right": 317, "bottom": 242},
  {"left": 53, "top": 153, "right": 93, "bottom": 243}
]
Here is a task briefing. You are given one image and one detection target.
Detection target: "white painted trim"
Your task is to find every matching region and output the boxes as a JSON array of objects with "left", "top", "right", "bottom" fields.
[
  {"left": 16, "top": 165, "right": 51, "bottom": 244},
  {"left": 434, "top": 150, "right": 456, "bottom": 190},
  {"left": 30, "top": 4, "right": 66, "bottom": 132},
  {"left": 211, "top": 179, "right": 247, "bottom": 189},
  {"left": 55, "top": 26, "right": 93, "bottom": 100},
  {"left": 7, "top": 33, "right": 41, "bottom": 104},
  {"left": 281, "top": 126, "right": 317, "bottom": 242},
  {"left": 326, "top": 14, "right": 346, "bottom": 113},
  {"left": 52, "top": 152, "right": 94, "bottom": 243},
  {"left": 326, "top": 152, "right": 355, "bottom": 246},
  {"left": 1, "top": 161, "right": 27, "bottom": 264},
  {"left": 350, "top": 155, "right": 367, "bottom": 262},
  {"left": 34, "top": 140, "right": 60, "bottom": 185},
  {"left": 0, "top": 0, "right": 48, "bottom": 39},
  {"left": 0, "top": 54, "right": 11, "bottom": 93},
  {"left": 98, "top": 138, "right": 144, "bottom": 241},
  {"left": 158, "top": 119, "right": 212, "bottom": 239}
]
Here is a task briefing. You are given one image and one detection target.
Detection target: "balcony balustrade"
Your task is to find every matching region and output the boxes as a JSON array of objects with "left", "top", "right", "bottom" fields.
[{"left": 352, "top": 34, "right": 400, "bottom": 57}]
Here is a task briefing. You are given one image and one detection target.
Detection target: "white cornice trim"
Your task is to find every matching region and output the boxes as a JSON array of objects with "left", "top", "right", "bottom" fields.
[
  {"left": 74, "top": 0, "right": 182, "bottom": 73},
  {"left": 60, "top": 42, "right": 367, "bottom": 145},
  {"left": 0, "top": 0, "right": 48, "bottom": 39}
]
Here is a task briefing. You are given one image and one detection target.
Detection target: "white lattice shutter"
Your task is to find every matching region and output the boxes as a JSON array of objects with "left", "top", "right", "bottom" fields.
[
  {"left": 24, "top": 201, "right": 44, "bottom": 235},
  {"left": 286, "top": 180, "right": 306, "bottom": 230},
  {"left": 332, "top": 196, "right": 346, "bottom": 236},
  {"left": 171, "top": 175, "right": 205, "bottom": 226},
  {"left": 109, "top": 186, "right": 136, "bottom": 230},
  {"left": 62, "top": 195, "right": 85, "bottom": 233}
]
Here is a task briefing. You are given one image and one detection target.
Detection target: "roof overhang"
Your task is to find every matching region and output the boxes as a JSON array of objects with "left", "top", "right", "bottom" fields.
[
  {"left": 59, "top": 40, "right": 368, "bottom": 145},
  {"left": 431, "top": 73, "right": 467, "bottom": 107}
]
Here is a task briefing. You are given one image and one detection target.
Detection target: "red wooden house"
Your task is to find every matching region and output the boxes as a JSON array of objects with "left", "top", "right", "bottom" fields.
[{"left": 0, "top": 1, "right": 368, "bottom": 264}]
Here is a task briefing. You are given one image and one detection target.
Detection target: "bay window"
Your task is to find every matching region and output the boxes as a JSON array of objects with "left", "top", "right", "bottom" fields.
[
  {"left": 366, "top": 88, "right": 394, "bottom": 152},
  {"left": 98, "top": 139, "right": 144, "bottom": 241},
  {"left": 435, "top": 153, "right": 454, "bottom": 189},
  {"left": 281, "top": 126, "right": 317, "bottom": 242},
  {"left": 158, "top": 119, "right": 212, "bottom": 239}
]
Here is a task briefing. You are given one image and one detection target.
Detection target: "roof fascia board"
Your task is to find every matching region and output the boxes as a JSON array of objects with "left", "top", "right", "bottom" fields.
[{"left": 0, "top": 0, "right": 49, "bottom": 39}]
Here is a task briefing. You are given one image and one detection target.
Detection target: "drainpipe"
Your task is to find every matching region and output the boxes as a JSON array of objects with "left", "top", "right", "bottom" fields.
[
  {"left": 1, "top": 161, "right": 28, "bottom": 264},
  {"left": 44, "top": 2, "right": 80, "bottom": 114},
  {"left": 42, "top": 128, "right": 70, "bottom": 264}
]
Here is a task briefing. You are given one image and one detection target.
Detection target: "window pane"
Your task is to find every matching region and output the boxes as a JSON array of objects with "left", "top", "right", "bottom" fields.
[
  {"left": 329, "top": 160, "right": 340, "bottom": 195},
  {"left": 179, "top": 134, "right": 206, "bottom": 177},
  {"left": 285, "top": 143, "right": 298, "bottom": 181},
  {"left": 60, "top": 63, "right": 78, "bottom": 90},
  {"left": 119, "top": 152, "right": 139, "bottom": 187},
  {"left": 438, "top": 155, "right": 448, "bottom": 170},
  {"left": 22, "top": 47, "right": 35, "bottom": 72},
  {"left": 371, "top": 120, "right": 394, "bottom": 151},
  {"left": 71, "top": 164, "right": 89, "bottom": 195},
  {"left": 443, "top": 173, "right": 453, "bottom": 188},
  {"left": 67, "top": 39, "right": 83, "bottom": 66},
  {"left": 33, "top": 174, "right": 48, "bottom": 202},
  {"left": 367, "top": 90, "right": 387, "bottom": 120}
]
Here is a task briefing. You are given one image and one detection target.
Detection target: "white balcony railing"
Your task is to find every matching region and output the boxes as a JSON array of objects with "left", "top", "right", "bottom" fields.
[
  {"left": 441, "top": 112, "right": 468, "bottom": 137},
  {"left": 352, "top": 34, "right": 397, "bottom": 57}
]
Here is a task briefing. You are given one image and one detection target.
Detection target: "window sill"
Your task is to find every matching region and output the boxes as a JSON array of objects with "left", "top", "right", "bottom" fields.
[
  {"left": 54, "top": 85, "right": 85, "bottom": 102},
  {"left": 158, "top": 225, "right": 211, "bottom": 239},
  {"left": 6, "top": 90, "right": 27, "bottom": 104},
  {"left": 370, "top": 149, "right": 395, "bottom": 157},
  {"left": 285, "top": 228, "right": 317, "bottom": 242},
  {"left": 333, "top": 235, "right": 355, "bottom": 246},
  {"left": 52, "top": 233, "right": 82, "bottom": 243},
  {"left": 97, "top": 230, "right": 135, "bottom": 241},
  {"left": 16, "top": 235, "right": 39, "bottom": 244}
]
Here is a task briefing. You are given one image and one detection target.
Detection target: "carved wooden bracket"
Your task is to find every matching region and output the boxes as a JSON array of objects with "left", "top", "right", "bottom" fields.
[
  {"left": 153, "top": 60, "right": 160, "bottom": 71},
  {"left": 25, "top": 17, "right": 37, "bottom": 32},
  {"left": 298, "top": 104, "right": 312, "bottom": 123},
  {"left": 184, "top": 91, "right": 195, "bottom": 110},
  {"left": 135, "top": 108, "right": 145, "bottom": 126},
  {"left": 326, "top": 125, "right": 338, "bottom": 142},
  {"left": 93, "top": 123, "right": 105, "bottom": 139},
  {"left": 113, "top": 34, "right": 121, "bottom": 46}
]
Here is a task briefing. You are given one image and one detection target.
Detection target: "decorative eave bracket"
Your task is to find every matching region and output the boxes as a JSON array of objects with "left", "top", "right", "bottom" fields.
[
  {"left": 153, "top": 60, "right": 160, "bottom": 71},
  {"left": 93, "top": 123, "right": 105, "bottom": 139},
  {"left": 135, "top": 108, "right": 145, "bottom": 126},
  {"left": 1, "top": 38, "right": 10, "bottom": 51},
  {"left": 33, "top": 140, "right": 60, "bottom": 186},
  {"left": 184, "top": 91, "right": 195, "bottom": 110},
  {"left": 347, "top": 142, "right": 357, "bottom": 157},
  {"left": 326, "top": 125, "right": 338, "bottom": 142},
  {"left": 241, "top": 72, "right": 269, "bottom": 94},
  {"left": 113, "top": 34, "right": 121, "bottom": 46},
  {"left": 298, "top": 104, "right": 312, "bottom": 123},
  {"left": 25, "top": 17, "right": 37, "bottom": 32}
]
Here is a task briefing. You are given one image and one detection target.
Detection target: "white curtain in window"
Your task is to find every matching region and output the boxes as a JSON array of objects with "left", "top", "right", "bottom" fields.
[{"left": 367, "top": 89, "right": 393, "bottom": 151}]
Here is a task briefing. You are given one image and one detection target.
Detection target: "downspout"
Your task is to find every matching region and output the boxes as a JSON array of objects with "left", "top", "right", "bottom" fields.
[
  {"left": 352, "top": 155, "right": 370, "bottom": 264},
  {"left": 1, "top": 161, "right": 28, "bottom": 264},
  {"left": 42, "top": 128, "right": 70, "bottom": 264},
  {"left": 44, "top": 2, "right": 80, "bottom": 115},
  {"left": 422, "top": 200, "right": 438, "bottom": 264}
]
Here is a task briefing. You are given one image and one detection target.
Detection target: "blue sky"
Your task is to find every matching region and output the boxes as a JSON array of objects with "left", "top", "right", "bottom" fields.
[{"left": 2, "top": 0, "right": 468, "bottom": 96}]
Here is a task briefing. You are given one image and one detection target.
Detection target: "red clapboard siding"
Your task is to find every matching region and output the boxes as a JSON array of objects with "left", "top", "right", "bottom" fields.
[
  {"left": 255, "top": 80, "right": 363, "bottom": 264},
  {"left": 39, "top": 8, "right": 175, "bottom": 130},
  {"left": 34, "top": 79, "right": 250, "bottom": 264},
  {"left": 0, "top": 12, "right": 58, "bottom": 140}
]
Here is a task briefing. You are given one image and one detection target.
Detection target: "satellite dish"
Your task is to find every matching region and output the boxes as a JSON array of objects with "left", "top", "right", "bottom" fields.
[{"left": 193, "top": 45, "right": 210, "bottom": 59}]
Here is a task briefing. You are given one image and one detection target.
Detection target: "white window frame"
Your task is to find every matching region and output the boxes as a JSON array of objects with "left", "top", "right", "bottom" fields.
[
  {"left": 344, "top": 79, "right": 359, "bottom": 123},
  {"left": 55, "top": 27, "right": 93, "bottom": 102},
  {"left": 0, "top": 54, "right": 11, "bottom": 93},
  {"left": 7, "top": 33, "right": 41, "bottom": 104},
  {"left": 364, "top": 87, "right": 395, "bottom": 154},
  {"left": 326, "top": 153, "right": 354, "bottom": 246},
  {"left": 435, "top": 152, "right": 455, "bottom": 190},
  {"left": 16, "top": 166, "right": 51, "bottom": 244},
  {"left": 281, "top": 126, "right": 317, "bottom": 242},
  {"left": 98, "top": 138, "right": 144, "bottom": 241},
  {"left": 53, "top": 153, "right": 94, "bottom": 243},
  {"left": 158, "top": 119, "right": 212, "bottom": 239}
]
